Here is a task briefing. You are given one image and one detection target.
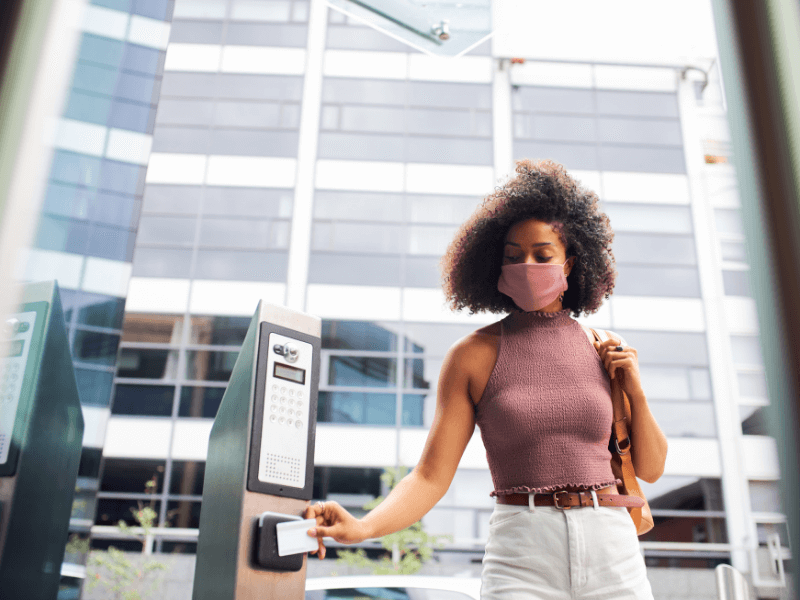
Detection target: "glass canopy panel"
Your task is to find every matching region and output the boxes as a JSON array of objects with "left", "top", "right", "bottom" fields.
[{"left": 326, "top": 0, "right": 493, "bottom": 57}]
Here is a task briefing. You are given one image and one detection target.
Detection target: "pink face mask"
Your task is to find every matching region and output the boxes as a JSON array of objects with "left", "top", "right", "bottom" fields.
[{"left": 497, "top": 260, "right": 570, "bottom": 312}]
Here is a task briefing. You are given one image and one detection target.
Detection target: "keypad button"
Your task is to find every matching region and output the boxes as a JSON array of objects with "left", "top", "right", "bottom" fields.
[
  {"left": 295, "top": 420, "right": 303, "bottom": 429},
  {"left": 287, "top": 419, "right": 293, "bottom": 426},
  {"left": 270, "top": 405, "right": 277, "bottom": 413},
  {"left": 288, "top": 398, "right": 295, "bottom": 406},
  {"left": 271, "top": 395, "right": 278, "bottom": 403},
  {"left": 272, "top": 384, "right": 278, "bottom": 391},
  {"left": 280, "top": 387, "right": 286, "bottom": 394},
  {"left": 278, "top": 416, "right": 285, "bottom": 425},
  {"left": 279, "top": 406, "right": 286, "bottom": 414},
  {"left": 288, "top": 409, "right": 294, "bottom": 417},
  {"left": 280, "top": 396, "right": 286, "bottom": 404},
  {"left": 298, "top": 391, "right": 304, "bottom": 398},
  {"left": 270, "top": 414, "right": 277, "bottom": 423},
  {"left": 289, "top": 389, "right": 294, "bottom": 396}
]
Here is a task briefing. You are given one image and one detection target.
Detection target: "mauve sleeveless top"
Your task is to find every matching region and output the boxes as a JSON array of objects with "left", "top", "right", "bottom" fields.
[{"left": 474, "top": 308, "right": 621, "bottom": 497}]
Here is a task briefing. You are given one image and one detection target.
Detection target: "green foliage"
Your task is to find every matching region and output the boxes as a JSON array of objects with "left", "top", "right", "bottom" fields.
[
  {"left": 336, "top": 466, "right": 452, "bottom": 575},
  {"left": 83, "top": 475, "right": 169, "bottom": 600}
]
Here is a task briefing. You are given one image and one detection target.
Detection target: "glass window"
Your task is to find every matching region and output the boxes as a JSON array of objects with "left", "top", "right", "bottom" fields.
[
  {"left": 599, "top": 145, "right": 686, "bottom": 174},
  {"left": 225, "top": 22, "right": 308, "bottom": 47},
  {"left": 313, "top": 466, "right": 382, "bottom": 500},
  {"left": 79, "top": 33, "right": 124, "bottom": 68},
  {"left": 117, "top": 348, "right": 180, "bottom": 379},
  {"left": 91, "top": 0, "right": 131, "bottom": 10},
  {"left": 595, "top": 90, "right": 680, "bottom": 118},
  {"left": 99, "top": 159, "right": 147, "bottom": 196},
  {"left": 74, "top": 368, "right": 115, "bottom": 406},
  {"left": 51, "top": 150, "right": 102, "bottom": 187},
  {"left": 308, "top": 253, "right": 403, "bottom": 286},
  {"left": 231, "top": 0, "right": 291, "bottom": 20},
  {"left": 312, "top": 222, "right": 403, "bottom": 254},
  {"left": 215, "top": 73, "right": 305, "bottom": 101},
  {"left": 603, "top": 203, "right": 693, "bottom": 234},
  {"left": 100, "top": 459, "right": 165, "bottom": 493},
  {"left": 649, "top": 402, "right": 716, "bottom": 437},
  {"left": 208, "top": 129, "right": 299, "bottom": 157},
  {"left": 160, "top": 72, "right": 218, "bottom": 98},
  {"left": 179, "top": 386, "right": 225, "bottom": 418},
  {"left": 73, "top": 62, "right": 118, "bottom": 96},
  {"left": 715, "top": 209, "right": 744, "bottom": 235},
  {"left": 115, "top": 70, "right": 157, "bottom": 104},
  {"left": 329, "top": 356, "right": 396, "bottom": 387},
  {"left": 122, "top": 43, "right": 163, "bottom": 76},
  {"left": 35, "top": 215, "right": 90, "bottom": 255},
  {"left": 402, "top": 394, "right": 425, "bottom": 426},
  {"left": 199, "top": 218, "right": 288, "bottom": 249},
  {"left": 617, "top": 331, "right": 709, "bottom": 366},
  {"left": 151, "top": 125, "right": 211, "bottom": 154},
  {"left": 613, "top": 233, "right": 697, "bottom": 265},
  {"left": 171, "top": 0, "right": 226, "bottom": 19},
  {"left": 406, "top": 136, "right": 493, "bottom": 166},
  {"left": 73, "top": 330, "right": 121, "bottom": 366},
  {"left": 136, "top": 215, "right": 197, "bottom": 245},
  {"left": 167, "top": 500, "right": 202, "bottom": 529},
  {"left": 322, "top": 321, "right": 399, "bottom": 351},
  {"left": 407, "top": 107, "right": 491, "bottom": 138},
  {"left": 512, "top": 86, "right": 594, "bottom": 115},
  {"left": 122, "top": 313, "right": 184, "bottom": 344},
  {"left": 403, "top": 256, "right": 441, "bottom": 288},
  {"left": 213, "top": 100, "right": 281, "bottom": 128},
  {"left": 193, "top": 249, "right": 288, "bottom": 281},
  {"left": 408, "top": 81, "right": 492, "bottom": 110},
  {"left": 90, "top": 191, "right": 141, "bottom": 229},
  {"left": 515, "top": 114, "right": 597, "bottom": 142},
  {"left": 292, "top": 1, "right": 309, "bottom": 21},
  {"left": 131, "top": 247, "right": 194, "bottom": 278},
  {"left": 317, "top": 132, "right": 405, "bottom": 162},
  {"left": 79, "top": 447, "right": 103, "bottom": 479},
  {"left": 338, "top": 105, "right": 405, "bottom": 133},
  {"left": 322, "top": 78, "right": 408, "bottom": 106},
  {"left": 634, "top": 366, "right": 691, "bottom": 401},
  {"left": 112, "top": 384, "right": 175, "bottom": 416},
  {"left": 407, "top": 225, "right": 456, "bottom": 255},
  {"left": 170, "top": 460, "right": 206, "bottom": 496},
  {"left": 408, "top": 195, "right": 479, "bottom": 224},
  {"left": 326, "top": 23, "right": 412, "bottom": 52},
  {"left": 142, "top": 184, "right": 203, "bottom": 214},
  {"left": 96, "top": 499, "right": 162, "bottom": 527},
  {"left": 639, "top": 515, "right": 728, "bottom": 544},
  {"left": 168, "top": 20, "right": 225, "bottom": 44},
  {"left": 109, "top": 99, "right": 155, "bottom": 133},
  {"left": 597, "top": 117, "right": 683, "bottom": 146},
  {"left": 131, "top": 0, "right": 171, "bottom": 20},
  {"left": 614, "top": 265, "right": 701, "bottom": 297},
  {"left": 203, "top": 186, "right": 293, "bottom": 218},
  {"left": 403, "top": 323, "right": 476, "bottom": 355},
  {"left": 280, "top": 103, "right": 301, "bottom": 128},
  {"left": 513, "top": 140, "right": 598, "bottom": 171},
  {"left": 188, "top": 315, "right": 250, "bottom": 345},
  {"left": 723, "top": 270, "right": 752, "bottom": 297},
  {"left": 86, "top": 223, "right": 137, "bottom": 262},
  {"left": 185, "top": 350, "right": 238, "bottom": 381},
  {"left": 77, "top": 294, "right": 126, "bottom": 329},
  {"left": 720, "top": 240, "right": 747, "bottom": 262},
  {"left": 749, "top": 481, "right": 781, "bottom": 513},
  {"left": 313, "top": 191, "right": 404, "bottom": 222},
  {"left": 317, "top": 391, "right": 396, "bottom": 425},
  {"left": 64, "top": 89, "right": 112, "bottom": 126}
]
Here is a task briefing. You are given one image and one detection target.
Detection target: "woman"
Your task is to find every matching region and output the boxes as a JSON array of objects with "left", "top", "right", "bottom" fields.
[{"left": 305, "top": 159, "right": 668, "bottom": 599}]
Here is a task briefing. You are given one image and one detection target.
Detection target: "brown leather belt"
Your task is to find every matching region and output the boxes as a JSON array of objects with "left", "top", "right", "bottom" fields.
[{"left": 497, "top": 490, "right": 645, "bottom": 509}]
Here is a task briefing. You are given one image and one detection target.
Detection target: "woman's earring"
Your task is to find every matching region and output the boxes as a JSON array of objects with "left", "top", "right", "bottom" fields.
[{"left": 558, "top": 292, "right": 564, "bottom": 303}]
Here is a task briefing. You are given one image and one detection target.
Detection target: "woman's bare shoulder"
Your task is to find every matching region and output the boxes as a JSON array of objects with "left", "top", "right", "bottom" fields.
[{"left": 444, "top": 321, "right": 502, "bottom": 376}]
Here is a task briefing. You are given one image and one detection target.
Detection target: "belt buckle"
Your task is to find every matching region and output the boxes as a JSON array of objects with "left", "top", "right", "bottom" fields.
[{"left": 552, "top": 490, "right": 571, "bottom": 510}]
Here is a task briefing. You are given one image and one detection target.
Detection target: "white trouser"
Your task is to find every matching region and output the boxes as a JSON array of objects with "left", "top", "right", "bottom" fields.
[{"left": 481, "top": 500, "right": 655, "bottom": 600}]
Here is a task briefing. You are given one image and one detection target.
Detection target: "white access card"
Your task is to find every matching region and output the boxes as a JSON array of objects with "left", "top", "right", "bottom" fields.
[{"left": 276, "top": 518, "right": 319, "bottom": 557}]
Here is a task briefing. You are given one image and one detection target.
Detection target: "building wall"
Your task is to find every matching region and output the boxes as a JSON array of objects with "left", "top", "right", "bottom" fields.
[{"left": 82, "top": 0, "right": 788, "bottom": 593}]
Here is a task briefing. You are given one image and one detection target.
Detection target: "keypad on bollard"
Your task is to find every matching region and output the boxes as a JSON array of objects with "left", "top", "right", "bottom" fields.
[{"left": 1, "top": 312, "right": 36, "bottom": 466}]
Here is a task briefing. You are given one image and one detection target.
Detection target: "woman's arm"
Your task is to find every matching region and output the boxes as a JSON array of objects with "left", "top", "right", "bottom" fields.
[
  {"left": 305, "top": 333, "right": 482, "bottom": 556},
  {"left": 595, "top": 332, "right": 668, "bottom": 483}
]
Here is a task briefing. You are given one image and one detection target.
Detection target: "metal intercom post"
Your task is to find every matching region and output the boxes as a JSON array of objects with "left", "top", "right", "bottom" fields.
[
  {"left": 193, "top": 302, "right": 320, "bottom": 600},
  {"left": 0, "top": 281, "right": 84, "bottom": 599}
]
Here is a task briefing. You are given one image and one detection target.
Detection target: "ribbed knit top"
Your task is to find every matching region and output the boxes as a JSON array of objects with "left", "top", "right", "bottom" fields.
[{"left": 475, "top": 308, "right": 621, "bottom": 497}]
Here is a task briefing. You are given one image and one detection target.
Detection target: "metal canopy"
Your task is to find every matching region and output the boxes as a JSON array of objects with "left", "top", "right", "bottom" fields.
[{"left": 326, "top": 0, "right": 493, "bottom": 57}]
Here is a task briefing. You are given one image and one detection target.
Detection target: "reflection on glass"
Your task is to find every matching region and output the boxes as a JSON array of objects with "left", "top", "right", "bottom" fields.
[
  {"left": 402, "top": 394, "right": 425, "bottom": 426},
  {"left": 72, "top": 330, "right": 120, "bottom": 366},
  {"left": 100, "top": 459, "right": 165, "bottom": 494},
  {"left": 170, "top": 460, "right": 205, "bottom": 497},
  {"left": 74, "top": 368, "right": 115, "bottom": 406},
  {"left": 112, "top": 384, "right": 175, "bottom": 416},
  {"left": 185, "top": 350, "right": 238, "bottom": 381},
  {"left": 96, "top": 499, "right": 162, "bottom": 528},
  {"left": 117, "top": 348, "right": 179, "bottom": 379},
  {"left": 179, "top": 386, "right": 225, "bottom": 418},
  {"left": 121, "top": 313, "right": 184, "bottom": 344},
  {"left": 167, "top": 500, "right": 202, "bottom": 529},
  {"left": 404, "top": 359, "right": 431, "bottom": 390},
  {"left": 322, "top": 321, "right": 398, "bottom": 351},
  {"left": 313, "top": 466, "right": 382, "bottom": 500},
  {"left": 188, "top": 315, "right": 250, "bottom": 346},
  {"left": 318, "top": 391, "right": 396, "bottom": 425},
  {"left": 328, "top": 356, "right": 396, "bottom": 387},
  {"left": 77, "top": 294, "right": 126, "bottom": 329}
]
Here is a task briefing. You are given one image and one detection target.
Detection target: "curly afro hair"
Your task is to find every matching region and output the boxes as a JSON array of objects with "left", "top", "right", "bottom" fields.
[{"left": 440, "top": 158, "right": 617, "bottom": 317}]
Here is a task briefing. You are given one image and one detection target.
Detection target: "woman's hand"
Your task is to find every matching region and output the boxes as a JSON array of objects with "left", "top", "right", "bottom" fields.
[
  {"left": 304, "top": 500, "right": 368, "bottom": 560},
  {"left": 593, "top": 336, "right": 645, "bottom": 399}
]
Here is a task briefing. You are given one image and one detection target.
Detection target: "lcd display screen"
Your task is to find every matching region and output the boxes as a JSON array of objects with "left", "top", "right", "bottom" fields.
[{"left": 273, "top": 362, "right": 305, "bottom": 385}]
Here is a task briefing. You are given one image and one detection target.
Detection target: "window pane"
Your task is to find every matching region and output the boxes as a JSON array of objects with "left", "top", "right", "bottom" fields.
[
  {"left": 317, "top": 132, "right": 405, "bottom": 162},
  {"left": 150, "top": 125, "right": 210, "bottom": 154},
  {"left": 208, "top": 129, "right": 299, "bottom": 157},
  {"left": 322, "top": 78, "right": 407, "bottom": 106},
  {"left": 179, "top": 386, "right": 225, "bottom": 418},
  {"left": 122, "top": 314, "right": 184, "bottom": 344},
  {"left": 407, "top": 225, "right": 458, "bottom": 255},
  {"left": 199, "top": 218, "right": 288, "bottom": 249},
  {"left": 617, "top": 331, "right": 708, "bottom": 366},
  {"left": 96, "top": 499, "right": 162, "bottom": 527},
  {"left": 408, "top": 194, "right": 478, "bottom": 224},
  {"left": 515, "top": 114, "right": 596, "bottom": 142},
  {"left": 231, "top": 0, "right": 291, "bottom": 21},
  {"left": 714, "top": 208, "right": 744, "bottom": 235},
  {"left": 204, "top": 186, "right": 293, "bottom": 218},
  {"left": 403, "top": 323, "right": 476, "bottom": 355},
  {"left": 188, "top": 315, "right": 250, "bottom": 345},
  {"left": 407, "top": 136, "right": 493, "bottom": 165},
  {"left": 117, "top": 349, "right": 180, "bottom": 379},
  {"left": 194, "top": 249, "right": 288, "bottom": 281},
  {"left": 100, "top": 459, "right": 165, "bottom": 493},
  {"left": 408, "top": 107, "right": 491, "bottom": 137},
  {"left": 168, "top": 20, "right": 224, "bottom": 44},
  {"left": 404, "top": 358, "right": 440, "bottom": 391},
  {"left": 225, "top": 22, "right": 308, "bottom": 47},
  {"left": 749, "top": 481, "right": 781, "bottom": 513},
  {"left": 170, "top": 460, "right": 206, "bottom": 495},
  {"left": 403, "top": 256, "right": 441, "bottom": 288},
  {"left": 595, "top": 90, "right": 679, "bottom": 118},
  {"left": 167, "top": 501, "right": 202, "bottom": 529},
  {"left": 79, "top": 33, "right": 124, "bottom": 68},
  {"left": 720, "top": 240, "right": 747, "bottom": 262},
  {"left": 75, "top": 368, "right": 115, "bottom": 406},
  {"left": 317, "top": 391, "right": 396, "bottom": 425},
  {"left": 185, "top": 350, "right": 238, "bottom": 381},
  {"left": 73, "top": 330, "right": 121, "bottom": 366},
  {"left": 122, "top": 43, "right": 163, "bottom": 77},
  {"left": 650, "top": 402, "right": 716, "bottom": 437},
  {"left": 512, "top": 87, "right": 594, "bottom": 114},
  {"left": 312, "top": 222, "right": 403, "bottom": 254},
  {"left": 64, "top": 89, "right": 112, "bottom": 125},
  {"left": 322, "top": 321, "right": 398, "bottom": 351},
  {"left": 723, "top": 270, "right": 752, "bottom": 297},
  {"left": 338, "top": 105, "right": 405, "bottom": 133},
  {"left": 737, "top": 371, "right": 767, "bottom": 398},
  {"left": 408, "top": 81, "right": 492, "bottom": 110},
  {"left": 142, "top": 184, "right": 202, "bottom": 215},
  {"left": 597, "top": 117, "right": 683, "bottom": 146},
  {"left": 614, "top": 233, "right": 697, "bottom": 265},
  {"left": 155, "top": 98, "right": 215, "bottom": 126},
  {"left": 730, "top": 335, "right": 764, "bottom": 366},
  {"left": 131, "top": 247, "right": 194, "bottom": 278},
  {"left": 78, "top": 294, "right": 126, "bottom": 329},
  {"left": 328, "top": 356, "right": 396, "bottom": 387},
  {"left": 402, "top": 394, "right": 425, "bottom": 426},
  {"left": 614, "top": 265, "right": 701, "bottom": 297},
  {"left": 639, "top": 516, "right": 728, "bottom": 544},
  {"left": 112, "top": 384, "right": 175, "bottom": 416},
  {"left": 603, "top": 203, "right": 693, "bottom": 234},
  {"left": 313, "top": 191, "right": 403, "bottom": 222},
  {"left": 513, "top": 140, "right": 598, "bottom": 171},
  {"left": 740, "top": 405, "right": 769, "bottom": 435},
  {"left": 308, "top": 253, "right": 402, "bottom": 286},
  {"left": 213, "top": 100, "right": 281, "bottom": 127},
  {"left": 599, "top": 145, "right": 686, "bottom": 174}
]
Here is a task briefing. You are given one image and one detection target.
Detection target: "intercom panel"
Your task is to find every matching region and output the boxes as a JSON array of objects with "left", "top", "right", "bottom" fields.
[{"left": 247, "top": 322, "right": 319, "bottom": 499}]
